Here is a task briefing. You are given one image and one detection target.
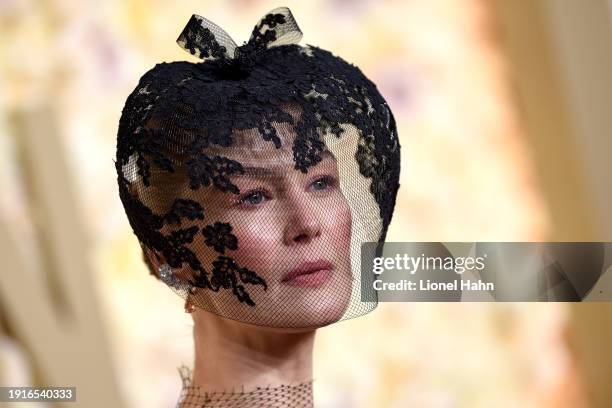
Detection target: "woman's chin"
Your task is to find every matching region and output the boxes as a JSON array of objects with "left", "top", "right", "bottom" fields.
[
  {"left": 192, "top": 271, "right": 354, "bottom": 329},
  {"left": 235, "top": 297, "right": 351, "bottom": 330},
  {"left": 297, "top": 304, "right": 349, "bottom": 328}
]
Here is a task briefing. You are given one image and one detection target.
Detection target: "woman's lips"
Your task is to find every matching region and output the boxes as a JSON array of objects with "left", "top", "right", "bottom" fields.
[{"left": 281, "top": 259, "right": 334, "bottom": 287}]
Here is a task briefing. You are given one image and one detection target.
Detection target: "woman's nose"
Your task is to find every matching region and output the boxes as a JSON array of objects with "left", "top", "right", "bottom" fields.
[{"left": 282, "top": 198, "right": 322, "bottom": 246}]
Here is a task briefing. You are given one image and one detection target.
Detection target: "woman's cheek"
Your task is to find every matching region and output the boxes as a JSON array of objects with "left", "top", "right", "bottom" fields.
[
  {"left": 326, "top": 196, "right": 352, "bottom": 239},
  {"left": 236, "top": 226, "right": 271, "bottom": 249},
  {"left": 231, "top": 218, "right": 281, "bottom": 271}
]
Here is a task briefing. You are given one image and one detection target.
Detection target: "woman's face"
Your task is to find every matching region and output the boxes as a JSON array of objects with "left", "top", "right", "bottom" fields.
[{"left": 165, "top": 123, "right": 354, "bottom": 329}]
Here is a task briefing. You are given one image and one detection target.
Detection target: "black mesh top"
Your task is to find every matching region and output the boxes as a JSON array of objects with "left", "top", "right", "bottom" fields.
[{"left": 115, "top": 6, "right": 401, "bottom": 329}]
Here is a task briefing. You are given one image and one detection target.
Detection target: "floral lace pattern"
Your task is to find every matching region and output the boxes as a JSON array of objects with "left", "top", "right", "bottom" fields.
[{"left": 115, "top": 7, "right": 401, "bottom": 321}]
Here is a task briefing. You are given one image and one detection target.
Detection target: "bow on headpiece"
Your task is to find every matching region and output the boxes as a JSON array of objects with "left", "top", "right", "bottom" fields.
[{"left": 176, "top": 6, "right": 303, "bottom": 68}]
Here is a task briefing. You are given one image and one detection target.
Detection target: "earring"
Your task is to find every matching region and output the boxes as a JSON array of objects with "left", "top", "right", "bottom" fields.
[
  {"left": 185, "top": 284, "right": 198, "bottom": 313},
  {"left": 159, "top": 263, "right": 197, "bottom": 292},
  {"left": 158, "top": 263, "right": 182, "bottom": 288},
  {"left": 158, "top": 263, "right": 197, "bottom": 312},
  {"left": 158, "top": 263, "right": 172, "bottom": 282},
  {"left": 184, "top": 301, "right": 196, "bottom": 313}
]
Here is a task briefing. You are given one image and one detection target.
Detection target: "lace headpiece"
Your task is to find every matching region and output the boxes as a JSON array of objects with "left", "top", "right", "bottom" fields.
[{"left": 115, "top": 7, "right": 401, "bottom": 328}]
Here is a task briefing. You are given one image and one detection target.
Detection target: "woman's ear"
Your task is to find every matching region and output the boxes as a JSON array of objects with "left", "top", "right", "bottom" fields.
[
  {"left": 142, "top": 245, "right": 193, "bottom": 289},
  {"left": 142, "top": 246, "right": 167, "bottom": 273}
]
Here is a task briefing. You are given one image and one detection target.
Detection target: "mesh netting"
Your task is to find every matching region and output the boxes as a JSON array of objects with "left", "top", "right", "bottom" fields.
[
  {"left": 115, "top": 7, "right": 401, "bottom": 329},
  {"left": 176, "top": 365, "right": 314, "bottom": 408}
]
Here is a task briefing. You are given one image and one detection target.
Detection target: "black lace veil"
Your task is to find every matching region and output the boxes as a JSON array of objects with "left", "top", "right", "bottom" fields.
[{"left": 115, "top": 7, "right": 401, "bottom": 329}]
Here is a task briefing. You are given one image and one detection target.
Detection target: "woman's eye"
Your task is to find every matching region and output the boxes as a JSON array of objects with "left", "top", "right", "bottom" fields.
[
  {"left": 238, "top": 189, "right": 268, "bottom": 206},
  {"left": 236, "top": 177, "right": 334, "bottom": 206},
  {"left": 310, "top": 176, "right": 334, "bottom": 191}
]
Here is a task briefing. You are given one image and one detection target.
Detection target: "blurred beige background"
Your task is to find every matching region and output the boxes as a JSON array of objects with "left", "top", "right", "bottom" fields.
[{"left": 0, "top": 0, "right": 611, "bottom": 407}]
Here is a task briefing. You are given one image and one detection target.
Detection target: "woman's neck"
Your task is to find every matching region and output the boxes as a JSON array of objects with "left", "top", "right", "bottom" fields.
[{"left": 191, "top": 313, "right": 316, "bottom": 392}]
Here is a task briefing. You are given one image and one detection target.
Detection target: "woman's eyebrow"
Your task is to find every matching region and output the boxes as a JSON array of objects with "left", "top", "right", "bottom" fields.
[{"left": 233, "top": 150, "right": 335, "bottom": 178}]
